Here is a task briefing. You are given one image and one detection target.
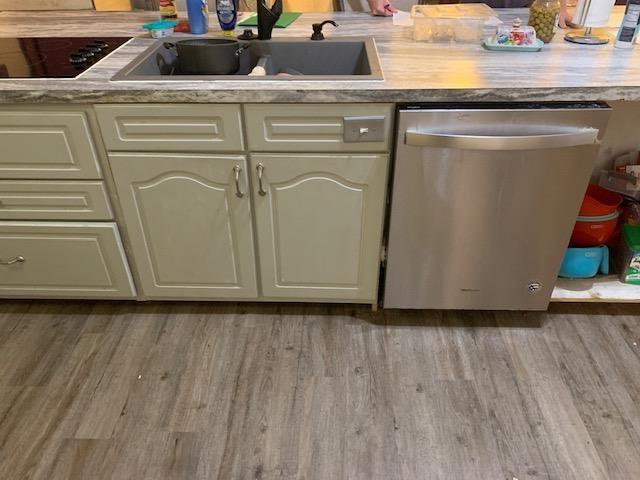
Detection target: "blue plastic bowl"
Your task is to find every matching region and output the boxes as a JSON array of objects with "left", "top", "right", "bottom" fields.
[{"left": 559, "top": 245, "right": 609, "bottom": 279}]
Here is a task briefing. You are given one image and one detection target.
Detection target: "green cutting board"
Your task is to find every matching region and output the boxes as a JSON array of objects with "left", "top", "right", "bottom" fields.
[{"left": 238, "top": 12, "right": 301, "bottom": 28}]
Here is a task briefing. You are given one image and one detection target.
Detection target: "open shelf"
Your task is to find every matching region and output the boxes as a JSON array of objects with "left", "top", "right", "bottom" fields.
[{"left": 552, "top": 275, "right": 640, "bottom": 303}]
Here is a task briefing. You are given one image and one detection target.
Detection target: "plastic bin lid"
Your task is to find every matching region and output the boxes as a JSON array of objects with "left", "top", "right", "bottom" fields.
[
  {"left": 143, "top": 20, "right": 178, "bottom": 30},
  {"left": 411, "top": 4, "right": 497, "bottom": 20},
  {"left": 623, "top": 224, "right": 640, "bottom": 249}
]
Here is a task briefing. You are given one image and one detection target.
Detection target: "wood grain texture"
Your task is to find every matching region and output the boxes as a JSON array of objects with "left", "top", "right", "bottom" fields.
[
  {"left": 0, "top": 301, "right": 640, "bottom": 479},
  {"left": 0, "top": 9, "right": 640, "bottom": 103}
]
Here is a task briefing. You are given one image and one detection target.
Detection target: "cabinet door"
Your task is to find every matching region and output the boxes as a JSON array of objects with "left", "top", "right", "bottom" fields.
[
  {"left": 252, "top": 154, "right": 388, "bottom": 302},
  {"left": 109, "top": 153, "right": 258, "bottom": 299}
]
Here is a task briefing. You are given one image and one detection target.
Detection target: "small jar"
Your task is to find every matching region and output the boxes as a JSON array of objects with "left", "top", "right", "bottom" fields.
[{"left": 528, "top": 0, "right": 560, "bottom": 43}]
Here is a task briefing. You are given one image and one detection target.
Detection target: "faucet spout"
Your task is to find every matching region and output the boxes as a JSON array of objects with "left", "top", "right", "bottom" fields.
[{"left": 257, "top": 0, "right": 283, "bottom": 40}]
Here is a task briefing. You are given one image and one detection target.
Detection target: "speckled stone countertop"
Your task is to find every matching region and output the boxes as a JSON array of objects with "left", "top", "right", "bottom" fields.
[{"left": 0, "top": 8, "right": 639, "bottom": 103}]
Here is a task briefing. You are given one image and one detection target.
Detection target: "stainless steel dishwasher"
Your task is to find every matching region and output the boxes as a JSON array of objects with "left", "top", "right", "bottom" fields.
[{"left": 384, "top": 103, "right": 611, "bottom": 310}]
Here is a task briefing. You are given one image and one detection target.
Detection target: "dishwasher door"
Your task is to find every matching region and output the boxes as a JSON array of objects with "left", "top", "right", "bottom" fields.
[{"left": 384, "top": 104, "right": 611, "bottom": 310}]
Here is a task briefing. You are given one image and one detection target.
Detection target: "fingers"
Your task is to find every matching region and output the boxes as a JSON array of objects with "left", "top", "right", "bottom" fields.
[
  {"left": 369, "top": 0, "right": 396, "bottom": 16},
  {"left": 558, "top": 10, "right": 574, "bottom": 29},
  {"left": 371, "top": 7, "right": 393, "bottom": 16}
]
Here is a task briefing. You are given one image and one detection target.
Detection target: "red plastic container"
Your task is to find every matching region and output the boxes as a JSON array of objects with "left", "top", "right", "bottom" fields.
[
  {"left": 578, "top": 184, "right": 623, "bottom": 217},
  {"left": 570, "top": 211, "right": 619, "bottom": 247}
]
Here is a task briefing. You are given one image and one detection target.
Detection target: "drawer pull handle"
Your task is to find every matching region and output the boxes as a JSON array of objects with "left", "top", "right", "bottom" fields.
[
  {"left": 0, "top": 255, "right": 25, "bottom": 265},
  {"left": 256, "top": 163, "right": 267, "bottom": 196},
  {"left": 233, "top": 164, "right": 244, "bottom": 198}
]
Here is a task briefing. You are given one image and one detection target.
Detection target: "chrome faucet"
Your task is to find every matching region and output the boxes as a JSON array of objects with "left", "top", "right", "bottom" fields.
[{"left": 257, "top": 0, "right": 283, "bottom": 40}]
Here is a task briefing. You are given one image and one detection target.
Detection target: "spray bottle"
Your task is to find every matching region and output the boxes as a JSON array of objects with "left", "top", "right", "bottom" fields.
[{"left": 186, "top": 0, "right": 209, "bottom": 35}]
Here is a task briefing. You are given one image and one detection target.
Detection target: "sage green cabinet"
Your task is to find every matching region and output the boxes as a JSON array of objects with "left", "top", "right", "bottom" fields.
[
  {"left": 0, "top": 180, "right": 112, "bottom": 221},
  {"left": 251, "top": 154, "right": 389, "bottom": 302},
  {"left": 108, "top": 153, "right": 258, "bottom": 300},
  {"left": 95, "top": 104, "right": 244, "bottom": 153},
  {"left": 0, "top": 110, "right": 102, "bottom": 179},
  {"left": 244, "top": 104, "right": 393, "bottom": 153},
  {"left": 0, "top": 222, "right": 135, "bottom": 299},
  {"left": 99, "top": 103, "right": 392, "bottom": 304}
]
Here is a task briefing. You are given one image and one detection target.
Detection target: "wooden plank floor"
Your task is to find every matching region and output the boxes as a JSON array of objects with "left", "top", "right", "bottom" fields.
[{"left": 0, "top": 301, "right": 639, "bottom": 480}]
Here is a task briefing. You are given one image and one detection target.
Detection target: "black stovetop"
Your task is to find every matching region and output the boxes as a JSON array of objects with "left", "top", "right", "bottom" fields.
[{"left": 0, "top": 37, "right": 131, "bottom": 79}]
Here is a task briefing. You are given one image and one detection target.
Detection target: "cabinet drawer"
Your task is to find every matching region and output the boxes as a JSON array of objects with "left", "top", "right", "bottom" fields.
[
  {"left": 95, "top": 104, "right": 244, "bottom": 152},
  {"left": 0, "top": 222, "right": 135, "bottom": 299},
  {"left": 0, "top": 110, "right": 102, "bottom": 179},
  {"left": 244, "top": 104, "right": 393, "bottom": 152},
  {"left": 0, "top": 181, "right": 112, "bottom": 220}
]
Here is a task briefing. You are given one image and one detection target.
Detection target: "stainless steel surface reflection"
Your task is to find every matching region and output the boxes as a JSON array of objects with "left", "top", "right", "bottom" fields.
[{"left": 384, "top": 103, "right": 611, "bottom": 310}]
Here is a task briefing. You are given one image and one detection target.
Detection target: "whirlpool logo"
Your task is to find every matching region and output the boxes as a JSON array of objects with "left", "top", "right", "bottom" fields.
[{"left": 528, "top": 282, "right": 543, "bottom": 294}]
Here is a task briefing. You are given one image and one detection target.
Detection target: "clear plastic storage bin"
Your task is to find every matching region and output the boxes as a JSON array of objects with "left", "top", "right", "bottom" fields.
[{"left": 411, "top": 4, "right": 497, "bottom": 43}]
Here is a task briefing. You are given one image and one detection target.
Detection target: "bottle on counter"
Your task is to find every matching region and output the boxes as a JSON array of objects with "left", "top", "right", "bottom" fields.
[
  {"left": 216, "top": 0, "right": 238, "bottom": 37},
  {"left": 187, "top": 0, "right": 209, "bottom": 35},
  {"left": 615, "top": 0, "right": 640, "bottom": 49},
  {"left": 159, "top": 0, "right": 178, "bottom": 20},
  {"left": 528, "top": 0, "right": 561, "bottom": 43}
]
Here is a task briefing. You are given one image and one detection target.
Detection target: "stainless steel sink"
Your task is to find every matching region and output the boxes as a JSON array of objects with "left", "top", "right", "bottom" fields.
[{"left": 111, "top": 37, "right": 383, "bottom": 81}]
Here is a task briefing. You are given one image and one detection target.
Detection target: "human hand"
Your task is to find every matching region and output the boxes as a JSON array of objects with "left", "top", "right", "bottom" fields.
[
  {"left": 558, "top": 7, "right": 574, "bottom": 29},
  {"left": 368, "top": 0, "right": 397, "bottom": 17}
]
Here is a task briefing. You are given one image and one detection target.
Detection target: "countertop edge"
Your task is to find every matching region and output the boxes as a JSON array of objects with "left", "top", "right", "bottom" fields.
[{"left": 1, "top": 86, "right": 638, "bottom": 104}]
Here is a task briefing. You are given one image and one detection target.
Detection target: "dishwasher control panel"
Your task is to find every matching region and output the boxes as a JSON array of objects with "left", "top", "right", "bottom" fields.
[{"left": 343, "top": 116, "right": 386, "bottom": 143}]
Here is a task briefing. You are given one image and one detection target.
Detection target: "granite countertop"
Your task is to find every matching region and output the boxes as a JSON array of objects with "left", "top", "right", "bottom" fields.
[{"left": 0, "top": 8, "right": 639, "bottom": 103}]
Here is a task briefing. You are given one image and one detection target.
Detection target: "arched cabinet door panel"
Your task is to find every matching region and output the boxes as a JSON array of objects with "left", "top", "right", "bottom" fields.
[
  {"left": 109, "top": 153, "right": 258, "bottom": 300},
  {"left": 251, "top": 154, "right": 388, "bottom": 302}
]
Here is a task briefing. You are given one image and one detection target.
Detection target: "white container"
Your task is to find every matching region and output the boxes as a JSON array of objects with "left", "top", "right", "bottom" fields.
[{"left": 411, "top": 4, "right": 498, "bottom": 43}]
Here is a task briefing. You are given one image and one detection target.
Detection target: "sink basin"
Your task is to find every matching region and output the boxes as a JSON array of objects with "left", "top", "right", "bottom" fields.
[{"left": 111, "top": 37, "right": 383, "bottom": 81}]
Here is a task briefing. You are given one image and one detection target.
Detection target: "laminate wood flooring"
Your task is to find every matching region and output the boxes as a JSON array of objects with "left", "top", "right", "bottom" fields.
[{"left": 0, "top": 301, "right": 639, "bottom": 480}]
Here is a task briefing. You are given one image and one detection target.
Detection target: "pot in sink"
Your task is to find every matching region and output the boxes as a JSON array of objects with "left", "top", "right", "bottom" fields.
[{"left": 164, "top": 39, "right": 250, "bottom": 75}]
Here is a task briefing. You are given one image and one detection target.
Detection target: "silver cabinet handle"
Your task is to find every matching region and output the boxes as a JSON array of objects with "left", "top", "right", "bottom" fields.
[
  {"left": 0, "top": 255, "right": 25, "bottom": 265},
  {"left": 233, "top": 164, "right": 244, "bottom": 198},
  {"left": 256, "top": 163, "right": 267, "bottom": 196},
  {"left": 404, "top": 128, "right": 599, "bottom": 151}
]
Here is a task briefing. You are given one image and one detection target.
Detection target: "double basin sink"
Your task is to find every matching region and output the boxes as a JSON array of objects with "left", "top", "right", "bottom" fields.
[{"left": 112, "top": 37, "right": 383, "bottom": 81}]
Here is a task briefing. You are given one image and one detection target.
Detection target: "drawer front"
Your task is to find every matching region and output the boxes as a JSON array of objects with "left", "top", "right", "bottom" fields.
[
  {"left": 0, "top": 181, "right": 113, "bottom": 220},
  {"left": 0, "top": 110, "right": 102, "bottom": 179},
  {"left": 244, "top": 104, "right": 393, "bottom": 152},
  {"left": 95, "top": 104, "right": 244, "bottom": 152},
  {"left": 0, "top": 222, "right": 135, "bottom": 298}
]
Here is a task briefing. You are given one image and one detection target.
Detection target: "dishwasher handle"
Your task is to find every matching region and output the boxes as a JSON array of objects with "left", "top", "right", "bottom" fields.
[{"left": 404, "top": 128, "right": 599, "bottom": 151}]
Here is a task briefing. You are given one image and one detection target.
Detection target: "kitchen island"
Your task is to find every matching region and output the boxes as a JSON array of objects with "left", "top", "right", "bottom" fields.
[
  {"left": 1, "top": 8, "right": 640, "bottom": 307},
  {"left": 0, "top": 8, "right": 639, "bottom": 103}
]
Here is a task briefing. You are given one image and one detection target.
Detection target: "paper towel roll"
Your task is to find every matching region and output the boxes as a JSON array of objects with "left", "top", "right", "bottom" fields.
[{"left": 573, "top": 0, "right": 616, "bottom": 27}]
